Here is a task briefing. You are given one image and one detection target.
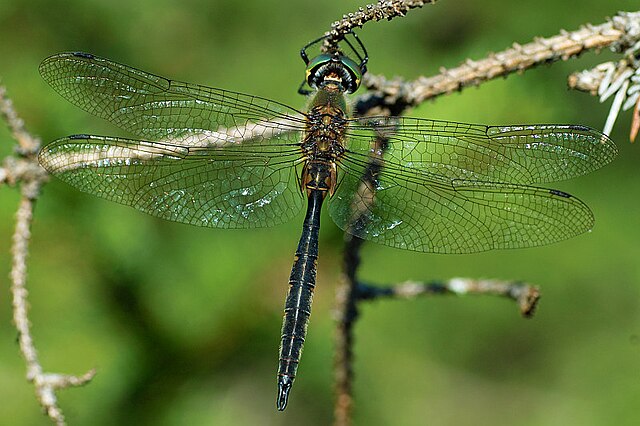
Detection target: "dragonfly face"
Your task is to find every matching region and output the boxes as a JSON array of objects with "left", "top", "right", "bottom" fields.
[
  {"left": 305, "top": 52, "right": 363, "bottom": 93},
  {"left": 38, "top": 41, "right": 617, "bottom": 411}
]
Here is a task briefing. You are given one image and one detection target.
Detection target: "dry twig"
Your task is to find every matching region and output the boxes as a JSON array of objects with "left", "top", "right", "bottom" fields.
[
  {"left": 356, "top": 278, "right": 540, "bottom": 317},
  {"left": 567, "top": 15, "right": 640, "bottom": 140},
  {"left": 2, "top": 84, "right": 95, "bottom": 426},
  {"left": 359, "top": 11, "right": 640, "bottom": 109},
  {"left": 325, "top": 0, "right": 437, "bottom": 48}
]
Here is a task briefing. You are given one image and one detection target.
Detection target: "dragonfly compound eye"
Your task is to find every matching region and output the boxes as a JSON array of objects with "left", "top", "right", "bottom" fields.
[{"left": 305, "top": 53, "right": 362, "bottom": 93}]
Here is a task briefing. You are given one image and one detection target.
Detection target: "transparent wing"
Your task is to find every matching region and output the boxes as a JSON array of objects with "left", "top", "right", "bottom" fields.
[
  {"left": 330, "top": 155, "right": 594, "bottom": 253},
  {"left": 39, "top": 52, "right": 306, "bottom": 144},
  {"left": 39, "top": 135, "right": 305, "bottom": 228},
  {"left": 329, "top": 117, "right": 615, "bottom": 253},
  {"left": 346, "top": 117, "right": 617, "bottom": 184}
]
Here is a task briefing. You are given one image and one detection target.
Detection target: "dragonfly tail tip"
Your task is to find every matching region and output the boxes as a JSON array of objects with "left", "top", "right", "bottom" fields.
[{"left": 276, "top": 375, "right": 294, "bottom": 411}]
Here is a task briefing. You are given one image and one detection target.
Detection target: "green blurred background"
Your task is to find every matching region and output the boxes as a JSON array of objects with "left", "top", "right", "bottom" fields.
[{"left": 1, "top": 0, "right": 639, "bottom": 425}]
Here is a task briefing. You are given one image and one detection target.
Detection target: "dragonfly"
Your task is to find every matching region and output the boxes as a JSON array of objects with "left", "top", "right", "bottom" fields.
[{"left": 38, "top": 35, "right": 617, "bottom": 411}]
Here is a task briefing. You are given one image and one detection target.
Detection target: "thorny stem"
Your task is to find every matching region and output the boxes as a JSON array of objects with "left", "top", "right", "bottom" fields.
[
  {"left": 360, "top": 11, "right": 640, "bottom": 110},
  {"left": 334, "top": 120, "right": 392, "bottom": 426},
  {"left": 357, "top": 278, "right": 541, "bottom": 318},
  {"left": 567, "top": 21, "right": 640, "bottom": 140},
  {"left": 2, "top": 84, "right": 95, "bottom": 426},
  {"left": 333, "top": 235, "right": 363, "bottom": 426},
  {"left": 0, "top": 84, "right": 39, "bottom": 155},
  {"left": 325, "top": 0, "right": 437, "bottom": 49}
]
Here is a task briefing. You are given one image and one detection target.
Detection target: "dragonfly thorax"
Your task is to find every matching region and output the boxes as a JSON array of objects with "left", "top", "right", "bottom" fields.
[
  {"left": 305, "top": 53, "right": 362, "bottom": 94},
  {"left": 300, "top": 100, "right": 347, "bottom": 198},
  {"left": 303, "top": 103, "right": 347, "bottom": 157}
]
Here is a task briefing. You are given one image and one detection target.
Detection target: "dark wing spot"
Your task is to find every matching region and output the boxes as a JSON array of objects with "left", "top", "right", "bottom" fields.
[
  {"left": 69, "top": 134, "right": 91, "bottom": 140},
  {"left": 72, "top": 52, "right": 95, "bottom": 59},
  {"left": 549, "top": 189, "right": 571, "bottom": 198}
]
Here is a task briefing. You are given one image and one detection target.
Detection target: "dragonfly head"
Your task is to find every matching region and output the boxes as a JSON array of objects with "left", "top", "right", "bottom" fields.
[{"left": 305, "top": 52, "right": 363, "bottom": 94}]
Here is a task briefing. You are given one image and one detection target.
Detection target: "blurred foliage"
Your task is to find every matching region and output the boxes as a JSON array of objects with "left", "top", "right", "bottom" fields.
[{"left": 1, "top": 0, "right": 639, "bottom": 425}]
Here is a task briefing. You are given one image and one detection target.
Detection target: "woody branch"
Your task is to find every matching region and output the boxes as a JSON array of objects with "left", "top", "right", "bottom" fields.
[{"left": 1, "top": 84, "right": 95, "bottom": 426}]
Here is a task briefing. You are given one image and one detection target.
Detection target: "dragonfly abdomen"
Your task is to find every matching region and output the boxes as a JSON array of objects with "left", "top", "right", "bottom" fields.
[{"left": 277, "top": 188, "right": 324, "bottom": 410}]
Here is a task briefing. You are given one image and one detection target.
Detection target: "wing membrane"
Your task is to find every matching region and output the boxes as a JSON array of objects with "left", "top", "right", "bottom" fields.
[
  {"left": 330, "top": 117, "right": 614, "bottom": 253},
  {"left": 39, "top": 135, "right": 304, "bottom": 228},
  {"left": 330, "top": 154, "right": 594, "bottom": 253},
  {"left": 39, "top": 52, "right": 306, "bottom": 144},
  {"left": 346, "top": 117, "right": 616, "bottom": 184}
]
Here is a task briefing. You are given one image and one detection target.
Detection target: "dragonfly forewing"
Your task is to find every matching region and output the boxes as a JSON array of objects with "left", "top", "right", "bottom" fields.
[
  {"left": 39, "top": 52, "right": 307, "bottom": 144},
  {"left": 346, "top": 117, "right": 617, "bottom": 184}
]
